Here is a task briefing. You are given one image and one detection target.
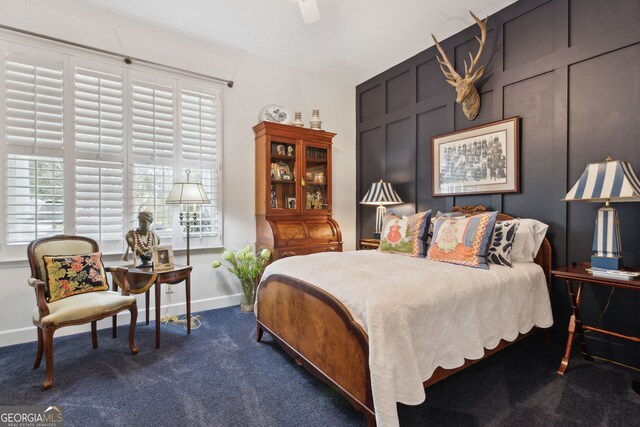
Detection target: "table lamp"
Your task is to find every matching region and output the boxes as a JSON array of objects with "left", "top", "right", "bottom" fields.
[
  {"left": 166, "top": 170, "right": 210, "bottom": 266},
  {"left": 563, "top": 157, "right": 640, "bottom": 270},
  {"left": 360, "top": 179, "right": 403, "bottom": 239}
]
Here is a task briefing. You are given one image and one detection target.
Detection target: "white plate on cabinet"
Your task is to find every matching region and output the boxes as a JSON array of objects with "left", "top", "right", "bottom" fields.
[{"left": 259, "top": 104, "right": 291, "bottom": 124}]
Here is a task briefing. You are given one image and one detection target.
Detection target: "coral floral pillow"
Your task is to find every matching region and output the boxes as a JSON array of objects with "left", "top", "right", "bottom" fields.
[
  {"left": 378, "top": 210, "right": 432, "bottom": 257},
  {"left": 43, "top": 252, "right": 108, "bottom": 302},
  {"left": 427, "top": 212, "right": 498, "bottom": 269}
]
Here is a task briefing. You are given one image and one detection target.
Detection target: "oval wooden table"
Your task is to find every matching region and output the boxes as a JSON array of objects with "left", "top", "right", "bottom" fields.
[{"left": 112, "top": 265, "right": 193, "bottom": 348}]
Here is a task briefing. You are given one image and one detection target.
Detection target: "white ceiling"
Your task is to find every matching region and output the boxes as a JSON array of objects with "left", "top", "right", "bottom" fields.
[{"left": 82, "top": 0, "right": 517, "bottom": 85}]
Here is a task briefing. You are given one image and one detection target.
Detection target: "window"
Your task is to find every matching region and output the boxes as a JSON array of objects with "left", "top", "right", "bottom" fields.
[{"left": 0, "top": 36, "right": 222, "bottom": 260}]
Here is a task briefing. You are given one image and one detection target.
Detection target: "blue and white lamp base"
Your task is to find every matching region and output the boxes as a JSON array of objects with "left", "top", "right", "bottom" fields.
[{"left": 591, "top": 205, "right": 623, "bottom": 270}]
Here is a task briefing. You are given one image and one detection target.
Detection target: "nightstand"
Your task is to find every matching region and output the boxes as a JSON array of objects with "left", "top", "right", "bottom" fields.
[
  {"left": 552, "top": 263, "right": 640, "bottom": 375},
  {"left": 359, "top": 239, "right": 380, "bottom": 250}
]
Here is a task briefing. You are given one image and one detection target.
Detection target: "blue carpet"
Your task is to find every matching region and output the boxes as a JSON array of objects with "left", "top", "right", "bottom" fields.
[{"left": 0, "top": 306, "right": 639, "bottom": 426}]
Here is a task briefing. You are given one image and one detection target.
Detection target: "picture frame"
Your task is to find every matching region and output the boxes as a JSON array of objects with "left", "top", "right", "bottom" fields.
[
  {"left": 152, "top": 245, "right": 174, "bottom": 271},
  {"left": 432, "top": 117, "right": 520, "bottom": 197},
  {"left": 286, "top": 196, "right": 296, "bottom": 209}
]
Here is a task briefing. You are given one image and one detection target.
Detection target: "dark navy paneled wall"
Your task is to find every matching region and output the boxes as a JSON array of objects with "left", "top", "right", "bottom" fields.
[{"left": 356, "top": 0, "right": 640, "bottom": 365}]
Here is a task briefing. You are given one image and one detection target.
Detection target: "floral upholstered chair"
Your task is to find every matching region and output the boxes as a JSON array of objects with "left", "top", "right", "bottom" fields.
[{"left": 27, "top": 235, "right": 138, "bottom": 389}]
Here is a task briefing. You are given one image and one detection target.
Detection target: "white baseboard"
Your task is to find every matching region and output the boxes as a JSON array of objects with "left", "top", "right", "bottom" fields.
[{"left": 0, "top": 293, "right": 243, "bottom": 348}]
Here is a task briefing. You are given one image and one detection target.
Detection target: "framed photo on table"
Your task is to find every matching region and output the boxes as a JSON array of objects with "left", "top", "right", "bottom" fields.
[
  {"left": 432, "top": 117, "right": 520, "bottom": 197},
  {"left": 152, "top": 245, "right": 174, "bottom": 271}
]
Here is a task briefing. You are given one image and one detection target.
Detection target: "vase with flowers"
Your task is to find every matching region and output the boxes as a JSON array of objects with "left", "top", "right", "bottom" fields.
[{"left": 212, "top": 245, "right": 271, "bottom": 313}]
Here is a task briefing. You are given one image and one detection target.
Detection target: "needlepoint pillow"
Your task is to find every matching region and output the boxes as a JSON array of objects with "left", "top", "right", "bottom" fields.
[
  {"left": 427, "top": 211, "right": 498, "bottom": 269},
  {"left": 487, "top": 219, "right": 520, "bottom": 267},
  {"left": 426, "top": 211, "right": 464, "bottom": 247},
  {"left": 378, "top": 210, "right": 432, "bottom": 257},
  {"left": 43, "top": 252, "right": 108, "bottom": 302}
]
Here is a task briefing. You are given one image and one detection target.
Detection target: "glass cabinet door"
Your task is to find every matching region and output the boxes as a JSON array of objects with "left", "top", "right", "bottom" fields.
[
  {"left": 268, "top": 140, "right": 298, "bottom": 212},
  {"left": 302, "top": 145, "right": 329, "bottom": 212}
]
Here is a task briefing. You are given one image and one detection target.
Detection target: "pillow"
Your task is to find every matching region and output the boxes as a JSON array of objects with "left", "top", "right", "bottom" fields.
[
  {"left": 487, "top": 219, "right": 520, "bottom": 267},
  {"left": 43, "top": 252, "right": 108, "bottom": 302},
  {"left": 378, "top": 210, "right": 432, "bottom": 257},
  {"left": 427, "top": 211, "right": 498, "bottom": 269},
  {"left": 511, "top": 219, "right": 549, "bottom": 263},
  {"left": 426, "top": 211, "right": 464, "bottom": 246}
]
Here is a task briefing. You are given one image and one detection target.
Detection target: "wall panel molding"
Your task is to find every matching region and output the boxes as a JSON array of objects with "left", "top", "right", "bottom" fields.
[{"left": 356, "top": 0, "right": 640, "bottom": 366}]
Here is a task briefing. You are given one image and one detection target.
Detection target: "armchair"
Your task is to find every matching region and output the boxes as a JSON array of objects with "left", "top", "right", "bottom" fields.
[{"left": 27, "top": 235, "right": 138, "bottom": 389}]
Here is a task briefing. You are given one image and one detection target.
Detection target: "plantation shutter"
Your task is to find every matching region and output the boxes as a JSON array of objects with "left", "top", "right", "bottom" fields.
[
  {"left": 5, "top": 50, "right": 64, "bottom": 153},
  {"left": 5, "top": 46, "right": 65, "bottom": 244},
  {"left": 131, "top": 79, "right": 174, "bottom": 235},
  {"left": 73, "top": 65, "right": 124, "bottom": 247},
  {"left": 179, "top": 87, "right": 219, "bottom": 239}
]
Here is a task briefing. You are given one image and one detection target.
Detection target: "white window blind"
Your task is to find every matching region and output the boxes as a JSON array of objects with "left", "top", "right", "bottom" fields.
[
  {"left": 0, "top": 35, "right": 223, "bottom": 260},
  {"left": 180, "top": 88, "right": 219, "bottom": 238},
  {"left": 5, "top": 52, "right": 64, "bottom": 153},
  {"left": 132, "top": 164, "right": 173, "bottom": 237},
  {"left": 132, "top": 80, "right": 173, "bottom": 161},
  {"left": 6, "top": 155, "right": 64, "bottom": 244},
  {"left": 73, "top": 65, "right": 124, "bottom": 249}
]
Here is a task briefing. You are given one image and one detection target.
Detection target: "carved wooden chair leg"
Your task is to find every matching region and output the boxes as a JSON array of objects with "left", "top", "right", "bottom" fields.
[
  {"left": 112, "top": 314, "right": 117, "bottom": 338},
  {"left": 34, "top": 327, "right": 44, "bottom": 369},
  {"left": 128, "top": 305, "right": 139, "bottom": 355},
  {"left": 43, "top": 327, "right": 55, "bottom": 390},
  {"left": 256, "top": 323, "right": 263, "bottom": 342},
  {"left": 91, "top": 321, "right": 98, "bottom": 348}
]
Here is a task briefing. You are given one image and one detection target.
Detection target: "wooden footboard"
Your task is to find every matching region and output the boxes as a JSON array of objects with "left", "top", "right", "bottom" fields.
[{"left": 255, "top": 274, "right": 375, "bottom": 423}]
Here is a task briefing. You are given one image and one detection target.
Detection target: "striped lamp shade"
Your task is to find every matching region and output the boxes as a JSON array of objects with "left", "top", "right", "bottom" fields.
[
  {"left": 563, "top": 160, "right": 640, "bottom": 202},
  {"left": 360, "top": 180, "right": 403, "bottom": 205},
  {"left": 360, "top": 180, "right": 402, "bottom": 238},
  {"left": 563, "top": 158, "right": 640, "bottom": 270}
]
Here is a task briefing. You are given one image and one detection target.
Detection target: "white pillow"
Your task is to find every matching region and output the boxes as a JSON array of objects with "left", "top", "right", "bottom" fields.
[{"left": 511, "top": 218, "right": 548, "bottom": 263}]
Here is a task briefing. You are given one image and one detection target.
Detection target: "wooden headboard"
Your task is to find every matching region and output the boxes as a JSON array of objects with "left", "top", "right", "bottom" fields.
[{"left": 451, "top": 205, "right": 552, "bottom": 290}]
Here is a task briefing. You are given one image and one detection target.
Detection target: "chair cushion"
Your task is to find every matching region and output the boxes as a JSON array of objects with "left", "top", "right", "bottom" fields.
[
  {"left": 33, "top": 291, "right": 135, "bottom": 325},
  {"left": 43, "top": 252, "right": 108, "bottom": 302}
]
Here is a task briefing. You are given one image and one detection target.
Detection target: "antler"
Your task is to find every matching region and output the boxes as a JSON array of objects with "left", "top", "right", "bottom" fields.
[
  {"left": 431, "top": 34, "right": 461, "bottom": 86},
  {"left": 464, "top": 12, "right": 487, "bottom": 81}
]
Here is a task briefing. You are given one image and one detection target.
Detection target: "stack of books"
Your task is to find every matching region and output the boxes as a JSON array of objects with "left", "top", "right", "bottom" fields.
[{"left": 586, "top": 267, "right": 640, "bottom": 281}]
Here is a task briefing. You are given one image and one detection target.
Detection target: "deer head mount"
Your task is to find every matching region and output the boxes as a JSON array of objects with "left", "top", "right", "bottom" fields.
[{"left": 431, "top": 12, "right": 487, "bottom": 121}]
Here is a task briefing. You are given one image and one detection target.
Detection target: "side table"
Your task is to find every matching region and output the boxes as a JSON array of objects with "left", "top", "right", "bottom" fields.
[
  {"left": 112, "top": 265, "right": 193, "bottom": 348},
  {"left": 359, "top": 239, "right": 380, "bottom": 250},
  {"left": 552, "top": 263, "right": 640, "bottom": 375}
]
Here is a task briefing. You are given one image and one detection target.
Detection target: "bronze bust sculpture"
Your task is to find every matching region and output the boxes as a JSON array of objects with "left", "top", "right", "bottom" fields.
[{"left": 123, "top": 211, "right": 160, "bottom": 267}]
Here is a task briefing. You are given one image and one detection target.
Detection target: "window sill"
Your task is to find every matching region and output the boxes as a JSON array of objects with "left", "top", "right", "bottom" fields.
[{"left": 0, "top": 245, "right": 225, "bottom": 269}]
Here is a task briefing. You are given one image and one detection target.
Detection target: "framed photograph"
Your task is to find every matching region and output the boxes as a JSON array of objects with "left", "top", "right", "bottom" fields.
[
  {"left": 152, "top": 245, "right": 174, "bottom": 271},
  {"left": 432, "top": 117, "right": 520, "bottom": 197},
  {"left": 286, "top": 196, "right": 296, "bottom": 209}
]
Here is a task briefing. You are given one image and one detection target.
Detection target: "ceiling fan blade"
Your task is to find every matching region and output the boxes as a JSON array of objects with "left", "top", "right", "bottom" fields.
[{"left": 298, "top": 0, "right": 320, "bottom": 24}]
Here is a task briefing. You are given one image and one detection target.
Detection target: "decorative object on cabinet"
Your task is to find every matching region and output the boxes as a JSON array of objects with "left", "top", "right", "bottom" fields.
[
  {"left": 292, "top": 112, "right": 304, "bottom": 127},
  {"left": 562, "top": 157, "right": 640, "bottom": 270},
  {"left": 254, "top": 121, "right": 342, "bottom": 261},
  {"left": 259, "top": 104, "right": 291, "bottom": 124},
  {"left": 360, "top": 179, "right": 403, "bottom": 239},
  {"left": 166, "top": 170, "right": 210, "bottom": 266},
  {"left": 212, "top": 245, "right": 271, "bottom": 313},
  {"left": 309, "top": 109, "right": 322, "bottom": 130},
  {"left": 431, "top": 11, "right": 487, "bottom": 121},
  {"left": 152, "top": 245, "right": 174, "bottom": 271},
  {"left": 432, "top": 117, "right": 520, "bottom": 197}
]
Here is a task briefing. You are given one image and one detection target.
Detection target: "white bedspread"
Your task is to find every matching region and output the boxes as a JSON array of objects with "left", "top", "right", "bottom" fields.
[{"left": 258, "top": 250, "right": 553, "bottom": 427}]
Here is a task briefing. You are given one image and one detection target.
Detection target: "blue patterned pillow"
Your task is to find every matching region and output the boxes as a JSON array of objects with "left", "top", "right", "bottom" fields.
[{"left": 487, "top": 220, "right": 520, "bottom": 267}]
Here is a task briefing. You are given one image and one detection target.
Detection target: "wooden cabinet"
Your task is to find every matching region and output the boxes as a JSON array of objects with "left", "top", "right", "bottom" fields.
[{"left": 254, "top": 121, "right": 342, "bottom": 260}]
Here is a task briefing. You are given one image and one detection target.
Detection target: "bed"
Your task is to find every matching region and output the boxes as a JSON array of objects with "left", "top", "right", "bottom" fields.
[{"left": 255, "top": 210, "right": 553, "bottom": 426}]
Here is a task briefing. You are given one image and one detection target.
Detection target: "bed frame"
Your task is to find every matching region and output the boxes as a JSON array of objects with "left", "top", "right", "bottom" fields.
[{"left": 255, "top": 207, "right": 552, "bottom": 425}]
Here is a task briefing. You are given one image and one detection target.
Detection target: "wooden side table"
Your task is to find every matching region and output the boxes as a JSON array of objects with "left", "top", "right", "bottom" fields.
[
  {"left": 552, "top": 263, "right": 640, "bottom": 375},
  {"left": 359, "top": 238, "right": 380, "bottom": 250},
  {"left": 112, "top": 265, "right": 193, "bottom": 348}
]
